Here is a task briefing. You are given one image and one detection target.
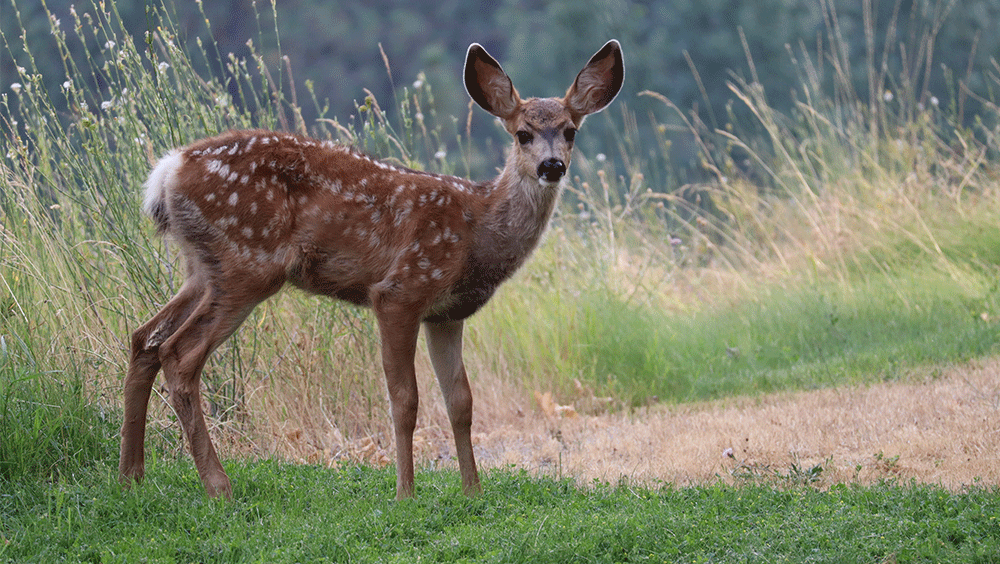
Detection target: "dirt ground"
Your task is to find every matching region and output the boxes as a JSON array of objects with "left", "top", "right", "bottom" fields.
[
  {"left": 464, "top": 359, "right": 1000, "bottom": 490},
  {"left": 244, "top": 357, "right": 1000, "bottom": 491}
]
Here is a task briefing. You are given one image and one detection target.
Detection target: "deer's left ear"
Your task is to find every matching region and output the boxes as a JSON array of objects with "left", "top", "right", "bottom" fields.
[{"left": 564, "top": 40, "right": 625, "bottom": 124}]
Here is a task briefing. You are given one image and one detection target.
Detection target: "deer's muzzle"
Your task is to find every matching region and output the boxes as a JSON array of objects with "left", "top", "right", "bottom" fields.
[{"left": 537, "top": 158, "right": 566, "bottom": 183}]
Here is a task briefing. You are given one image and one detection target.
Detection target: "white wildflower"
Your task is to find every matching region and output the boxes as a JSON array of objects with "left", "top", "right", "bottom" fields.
[
  {"left": 10, "top": 83, "right": 22, "bottom": 94},
  {"left": 596, "top": 153, "right": 607, "bottom": 162},
  {"left": 157, "top": 61, "right": 170, "bottom": 72},
  {"left": 101, "top": 100, "right": 113, "bottom": 110},
  {"left": 62, "top": 79, "right": 73, "bottom": 90},
  {"left": 413, "top": 79, "right": 423, "bottom": 89},
  {"left": 930, "top": 96, "right": 939, "bottom": 107},
  {"left": 434, "top": 150, "right": 446, "bottom": 160},
  {"left": 105, "top": 40, "right": 116, "bottom": 50},
  {"left": 883, "top": 90, "right": 894, "bottom": 103}
]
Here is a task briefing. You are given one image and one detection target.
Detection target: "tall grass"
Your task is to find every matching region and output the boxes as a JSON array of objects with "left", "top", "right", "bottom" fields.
[{"left": 2, "top": 0, "right": 1000, "bottom": 475}]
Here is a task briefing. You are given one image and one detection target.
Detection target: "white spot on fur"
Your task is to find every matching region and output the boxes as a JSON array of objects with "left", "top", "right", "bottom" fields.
[
  {"left": 324, "top": 178, "right": 342, "bottom": 193},
  {"left": 228, "top": 192, "right": 239, "bottom": 206}
]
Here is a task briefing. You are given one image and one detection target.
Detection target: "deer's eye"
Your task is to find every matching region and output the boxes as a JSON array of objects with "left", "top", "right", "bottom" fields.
[
  {"left": 515, "top": 131, "right": 533, "bottom": 145},
  {"left": 564, "top": 128, "right": 577, "bottom": 143}
]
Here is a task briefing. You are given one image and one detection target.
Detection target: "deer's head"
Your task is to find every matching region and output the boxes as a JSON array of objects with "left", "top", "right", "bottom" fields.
[{"left": 464, "top": 40, "right": 625, "bottom": 187}]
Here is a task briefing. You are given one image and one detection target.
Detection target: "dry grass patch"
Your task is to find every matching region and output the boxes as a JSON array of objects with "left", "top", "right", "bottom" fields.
[{"left": 470, "top": 358, "right": 1000, "bottom": 490}]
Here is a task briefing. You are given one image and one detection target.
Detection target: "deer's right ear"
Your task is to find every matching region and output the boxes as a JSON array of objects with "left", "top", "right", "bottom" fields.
[{"left": 464, "top": 43, "right": 521, "bottom": 120}]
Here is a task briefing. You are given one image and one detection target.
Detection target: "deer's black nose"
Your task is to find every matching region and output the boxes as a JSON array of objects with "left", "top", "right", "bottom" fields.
[{"left": 537, "top": 158, "right": 566, "bottom": 183}]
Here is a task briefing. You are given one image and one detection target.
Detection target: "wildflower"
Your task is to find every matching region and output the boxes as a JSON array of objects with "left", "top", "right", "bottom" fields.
[
  {"left": 413, "top": 79, "right": 424, "bottom": 89},
  {"left": 883, "top": 90, "right": 894, "bottom": 103},
  {"left": 930, "top": 96, "right": 939, "bottom": 107},
  {"left": 10, "top": 83, "right": 21, "bottom": 94},
  {"left": 434, "top": 150, "right": 446, "bottom": 160},
  {"left": 62, "top": 79, "right": 73, "bottom": 90},
  {"left": 596, "top": 153, "right": 607, "bottom": 162},
  {"left": 723, "top": 447, "right": 735, "bottom": 458},
  {"left": 105, "top": 40, "right": 116, "bottom": 50},
  {"left": 669, "top": 236, "right": 682, "bottom": 246},
  {"left": 157, "top": 62, "right": 170, "bottom": 72},
  {"left": 101, "top": 100, "right": 113, "bottom": 110}
]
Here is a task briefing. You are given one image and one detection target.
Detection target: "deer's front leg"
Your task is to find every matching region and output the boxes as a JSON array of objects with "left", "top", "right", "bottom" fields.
[
  {"left": 424, "top": 319, "right": 481, "bottom": 495},
  {"left": 374, "top": 301, "right": 422, "bottom": 499}
]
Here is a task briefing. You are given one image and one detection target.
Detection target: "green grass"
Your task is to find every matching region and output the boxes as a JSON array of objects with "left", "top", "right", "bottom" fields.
[
  {"left": 487, "top": 245, "right": 1000, "bottom": 404},
  {"left": 2, "top": 459, "right": 998, "bottom": 563},
  {"left": 0, "top": 359, "right": 117, "bottom": 484}
]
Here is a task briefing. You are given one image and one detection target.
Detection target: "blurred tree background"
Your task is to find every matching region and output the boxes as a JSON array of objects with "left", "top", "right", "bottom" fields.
[{"left": 3, "top": 0, "right": 999, "bottom": 184}]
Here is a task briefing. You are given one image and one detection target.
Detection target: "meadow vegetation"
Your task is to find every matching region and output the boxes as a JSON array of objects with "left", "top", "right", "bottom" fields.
[{"left": 2, "top": 0, "right": 1000, "bottom": 560}]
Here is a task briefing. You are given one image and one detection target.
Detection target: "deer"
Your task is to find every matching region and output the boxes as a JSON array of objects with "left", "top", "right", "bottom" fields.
[{"left": 118, "top": 40, "right": 624, "bottom": 499}]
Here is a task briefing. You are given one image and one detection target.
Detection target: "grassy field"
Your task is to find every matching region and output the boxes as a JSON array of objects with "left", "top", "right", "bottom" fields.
[
  {"left": 3, "top": 0, "right": 1000, "bottom": 561},
  {"left": 3, "top": 460, "right": 1000, "bottom": 563}
]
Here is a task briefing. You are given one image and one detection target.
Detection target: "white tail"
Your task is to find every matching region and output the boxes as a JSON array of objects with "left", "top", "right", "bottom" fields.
[{"left": 119, "top": 40, "right": 624, "bottom": 499}]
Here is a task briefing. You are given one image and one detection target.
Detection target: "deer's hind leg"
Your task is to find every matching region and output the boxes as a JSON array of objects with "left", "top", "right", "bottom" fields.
[
  {"left": 154, "top": 277, "right": 272, "bottom": 499},
  {"left": 119, "top": 276, "right": 206, "bottom": 487}
]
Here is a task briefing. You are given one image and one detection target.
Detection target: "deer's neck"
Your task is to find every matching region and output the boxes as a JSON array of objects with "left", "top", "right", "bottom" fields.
[
  {"left": 475, "top": 165, "right": 562, "bottom": 278},
  {"left": 422, "top": 163, "right": 563, "bottom": 323}
]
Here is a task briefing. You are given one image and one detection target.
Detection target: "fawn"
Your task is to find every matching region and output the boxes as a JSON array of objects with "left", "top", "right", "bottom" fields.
[{"left": 119, "top": 40, "right": 624, "bottom": 499}]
